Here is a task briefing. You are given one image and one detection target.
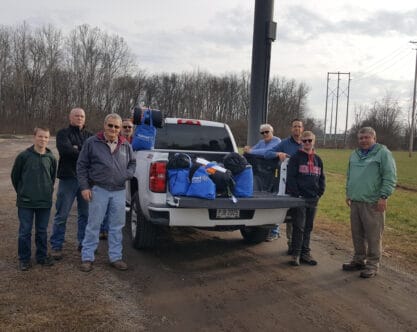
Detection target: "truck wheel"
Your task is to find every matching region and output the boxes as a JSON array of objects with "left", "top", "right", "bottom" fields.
[
  {"left": 129, "top": 193, "right": 157, "bottom": 249},
  {"left": 240, "top": 226, "right": 270, "bottom": 244}
]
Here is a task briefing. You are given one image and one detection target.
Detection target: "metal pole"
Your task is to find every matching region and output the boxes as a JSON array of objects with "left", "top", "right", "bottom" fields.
[
  {"left": 323, "top": 72, "right": 329, "bottom": 146},
  {"left": 248, "top": 0, "right": 276, "bottom": 146},
  {"left": 409, "top": 42, "right": 417, "bottom": 157},
  {"left": 344, "top": 73, "right": 351, "bottom": 148},
  {"left": 329, "top": 94, "right": 334, "bottom": 141},
  {"left": 334, "top": 72, "right": 340, "bottom": 147}
]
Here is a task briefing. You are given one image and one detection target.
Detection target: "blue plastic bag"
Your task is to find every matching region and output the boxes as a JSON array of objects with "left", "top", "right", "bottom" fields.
[
  {"left": 132, "top": 109, "right": 156, "bottom": 150},
  {"left": 186, "top": 165, "right": 216, "bottom": 200},
  {"left": 168, "top": 169, "right": 190, "bottom": 196},
  {"left": 167, "top": 153, "right": 192, "bottom": 196},
  {"left": 233, "top": 166, "right": 253, "bottom": 197}
]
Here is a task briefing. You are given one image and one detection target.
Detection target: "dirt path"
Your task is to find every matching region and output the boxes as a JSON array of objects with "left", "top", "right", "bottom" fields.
[{"left": 1, "top": 138, "right": 417, "bottom": 331}]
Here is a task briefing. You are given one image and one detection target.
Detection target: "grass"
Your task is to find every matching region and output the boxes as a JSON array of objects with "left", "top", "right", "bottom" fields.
[{"left": 316, "top": 148, "right": 417, "bottom": 269}]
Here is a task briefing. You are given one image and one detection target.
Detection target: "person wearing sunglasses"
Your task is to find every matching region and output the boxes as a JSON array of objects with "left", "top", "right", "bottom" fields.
[
  {"left": 243, "top": 124, "right": 281, "bottom": 156},
  {"left": 77, "top": 113, "right": 136, "bottom": 272},
  {"left": 99, "top": 118, "right": 135, "bottom": 240},
  {"left": 242, "top": 125, "right": 281, "bottom": 240},
  {"left": 285, "top": 131, "right": 325, "bottom": 267},
  {"left": 121, "top": 119, "right": 134, "bottom": 143}
]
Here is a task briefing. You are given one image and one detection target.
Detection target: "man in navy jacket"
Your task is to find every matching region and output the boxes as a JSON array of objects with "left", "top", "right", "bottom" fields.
[{"left": 265, "top": 119, "right": 304, "bottom": 247}]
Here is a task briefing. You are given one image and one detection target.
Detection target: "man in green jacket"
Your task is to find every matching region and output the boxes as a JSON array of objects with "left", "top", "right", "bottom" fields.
[
  {"left": 11, "top": 127, "right": 57, "bottom": 271},
  {"left": 343, "top": 127, "right": 397, "bottom": 278}
]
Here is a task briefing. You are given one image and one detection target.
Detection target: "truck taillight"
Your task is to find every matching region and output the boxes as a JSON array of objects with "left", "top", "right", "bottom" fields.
[
  {"left": 149, "top": 162, "right": 167, "bottom": 193},
  {"left": 177, "top": 119, "right": 201, "bottom": 125}
]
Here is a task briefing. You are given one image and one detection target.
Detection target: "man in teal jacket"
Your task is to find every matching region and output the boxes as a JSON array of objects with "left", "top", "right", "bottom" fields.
[{"left": 343, "top": 127, "right": 397, "bottom": 278}]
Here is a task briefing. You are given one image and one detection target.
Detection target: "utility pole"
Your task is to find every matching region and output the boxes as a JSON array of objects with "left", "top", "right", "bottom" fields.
[
  {"left": 334, "top": 72, "right": 340, "bottom": 146},
  {"left": 409, "top": 41, "right": 417, "bottom": 157},
  {"left": 329, "top": 95, "right": 334, "bottom": 143},
  {"left": 323, "top": 73, "right": 330, "bottom": 145},
  {"left": 323, "top": 72, "right": 350, "bottom": 148},
  {"left": 248, "top": 0, "right": 276, "bottom": 146},
  {"left": 344, "top": 73, "right": 351, "bottom": 147}
]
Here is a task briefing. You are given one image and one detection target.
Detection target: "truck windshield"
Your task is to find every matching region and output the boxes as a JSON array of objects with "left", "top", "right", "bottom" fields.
[{"left": 155, "top": 123, "right": 234, "bottom": 152}]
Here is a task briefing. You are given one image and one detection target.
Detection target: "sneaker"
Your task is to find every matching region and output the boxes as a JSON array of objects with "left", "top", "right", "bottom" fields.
[
  {"left": 275, "top": 224, "right": 281, "bottom": 238},
  {"left": 360, "top": 269, "right": 377, "bottom": 278},
  {"left": 19, "top": 261, "right": 32, "bottom": 271},
  {"left": 342, "top": 261, "right": 366, "bottom": 271},
  {"left": 99, "top": 231, "right": 108, "bottom": 240},
  {"left": 50, "top": 249, "right": 63, "bottom": 260},
  {"left": 300, "top": 253, "right": 318, "bottom": 266},
  {"left": 38, "top": 256, "right": 55, "bottom": 266},
  {"left": 110, "top": 260, "right": 128, "bottom": 271},
  {"left": 265, "top": 233, "right": 279, "bottom": 242},
  {"left": 80, "top": 261, "right": 93, "bottom": 272},
  {"left": 289, "top": 256, "right": 300, "bottom": 266}
]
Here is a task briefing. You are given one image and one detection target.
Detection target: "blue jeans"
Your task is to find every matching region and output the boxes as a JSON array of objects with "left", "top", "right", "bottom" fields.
[
  {"left": 18, "top": 207, "right": 51, "bottom": 263},
  {"left": 270, "top": 224, "right": 281, "bottom": 236},
  {"left": 100, "top": 207, "right": 110, "bottom": 233},
  {"left": 50, "top": 178, "right": 89, "bottom": 250},
  {"left": 81, "top": 186, "right": 126, "bottom": 263}
]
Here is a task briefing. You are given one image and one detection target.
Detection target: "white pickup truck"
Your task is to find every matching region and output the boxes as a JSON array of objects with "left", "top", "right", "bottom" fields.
[{"left": 126, "top": 117, "right": 304, "bottom": 249}]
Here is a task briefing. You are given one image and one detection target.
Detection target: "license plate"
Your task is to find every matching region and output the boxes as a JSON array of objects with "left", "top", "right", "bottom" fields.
[{"left": 216, "top": 208, "right": 240, "bottom": 219}]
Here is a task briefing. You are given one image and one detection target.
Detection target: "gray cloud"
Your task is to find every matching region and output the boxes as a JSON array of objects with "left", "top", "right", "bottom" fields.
[
  {"left": 337, "top": 9, "right": 417, "bottom": 36},
  {"left": 279, "top": 6, "right": 417, "bottom": 42},
  {"left": 125, "top": 6, "right": 253, "bottom": 72}
]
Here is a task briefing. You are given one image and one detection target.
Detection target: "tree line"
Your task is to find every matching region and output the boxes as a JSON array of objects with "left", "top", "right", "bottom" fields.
[
  {"left": 3, "top": 22, "right": 412, "bottom": 150},
  {"left": 0, "top": 23, "right": 315, "bottom": 145},
  {"left": 347, "top": 95, "right": 416, "bottom": 150}
]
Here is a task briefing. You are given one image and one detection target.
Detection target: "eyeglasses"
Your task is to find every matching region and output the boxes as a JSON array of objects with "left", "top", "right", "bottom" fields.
[
  {"left": 260, "top": 131, "right": 270, "bottom": 135},
  {"left": 302, "top": 139, "right": 313, "bottom": 143},
  {"left": 107, "top": 123, "right": 120, "bottom": 129},
  {"left": 123, "top": 126, "right": 133, "bottom": 129}
]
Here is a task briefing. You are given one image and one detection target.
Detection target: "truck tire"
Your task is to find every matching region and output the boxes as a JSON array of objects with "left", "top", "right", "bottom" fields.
[
  {"left": 240, "top": 226, "right": 270, "bottom": 244},
  {"left": 129, "top": 192, "right": 157, "bottom": 249}
]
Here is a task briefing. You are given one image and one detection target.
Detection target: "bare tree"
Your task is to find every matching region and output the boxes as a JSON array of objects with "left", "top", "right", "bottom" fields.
[
  {"left": 0, "top": 22, "right": 312, "bottom": 137},
  {"left": 349, "top": 95, "right": 404, "bottom": 149},
  {"left": 268, "top": 77, "right": 310, "bottom": 137},
  {"left": 0, "top": 26, "right": 12, "bottom": 120}
]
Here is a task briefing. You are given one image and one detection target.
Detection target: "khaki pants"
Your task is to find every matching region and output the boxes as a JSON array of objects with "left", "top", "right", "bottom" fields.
[{"left": 350, "top": 201, "right": 385, "bottom": 270}]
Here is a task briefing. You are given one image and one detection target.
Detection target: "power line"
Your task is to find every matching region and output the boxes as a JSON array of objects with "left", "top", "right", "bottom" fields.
[
  {"left": 355, "top": 43, "right": 409, "bottom": 77},
  {"left": 354, "top": 49, "right": 412, "bottom": 82}
]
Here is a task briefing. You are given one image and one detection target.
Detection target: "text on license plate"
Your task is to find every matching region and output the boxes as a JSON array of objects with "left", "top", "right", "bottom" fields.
[{"left": 216, "top": 208, "right": 240, "bottom": 219}]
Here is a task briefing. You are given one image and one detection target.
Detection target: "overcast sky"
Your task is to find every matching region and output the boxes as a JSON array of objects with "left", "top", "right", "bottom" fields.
[{"left": 1, "top": 0, "right": 416, "bottom": 132}]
